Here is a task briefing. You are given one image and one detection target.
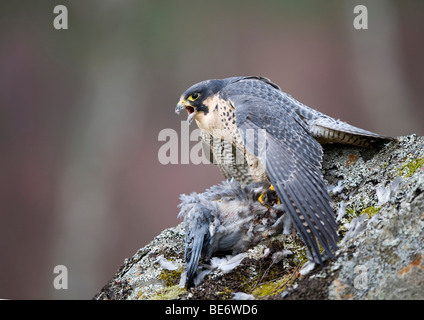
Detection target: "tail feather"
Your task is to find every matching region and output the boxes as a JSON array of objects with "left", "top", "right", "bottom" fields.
[
  {"left": 309, "top": 118, "right": 396, "bottom": 148},
  {"left": 185, "top": 224, "right": 208, "bottom": 288}
]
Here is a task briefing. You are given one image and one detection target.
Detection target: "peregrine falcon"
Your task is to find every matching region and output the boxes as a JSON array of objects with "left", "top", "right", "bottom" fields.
[{"left": 175, "top": 76, "right": 394, "bottom": 267}]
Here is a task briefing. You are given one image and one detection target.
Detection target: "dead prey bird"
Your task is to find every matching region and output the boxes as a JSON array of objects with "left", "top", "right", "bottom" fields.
[{"left": 178, "top": 179, "right": 287, "bottom": 288}]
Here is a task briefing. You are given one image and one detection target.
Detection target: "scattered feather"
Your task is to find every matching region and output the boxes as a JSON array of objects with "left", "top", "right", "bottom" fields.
[
  {"left": 271, "top": 250, "right": 293, "bottom": 264},
  {"left": 341, "top": 215, "right": 368, "bottom": 245},
  {"left": 329, "top": 180, "right": 344, "bottom": 194},
  {"left": 376, "top": 176, "right": 402, "bottom": 205},
  {"left": 299, "top": 260, "right": 316, "bottom": 276},
  {"left": 336, "top": 201, "right": 346, "bottom": 222},
  {"left": 233, "top": 292, "right": 255, "bottom": 300},
  {"left": 154, "top": 255, "right": 179, "bottom": 271},
  {"left": 282, "top": 213, "right": 293, "bottom": 235},
  {"left": 209, "top": 253, "right": 247, "bottom": 273},
  {"left": 193, "top": 270, "right": 212, "bottom": 287},
  {"left": 178, "top": 272, "right": 187, "bottom": 288}
]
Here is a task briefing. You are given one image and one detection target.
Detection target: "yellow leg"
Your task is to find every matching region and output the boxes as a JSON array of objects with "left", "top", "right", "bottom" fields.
[
  {"left": 258, "top": 191, "right": 266, "bottom": 205},
  {"left": 258, "top": 184, "right": 281, "bottom": 205}
]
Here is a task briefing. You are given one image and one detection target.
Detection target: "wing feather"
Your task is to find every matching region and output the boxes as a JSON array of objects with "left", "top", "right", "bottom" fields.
[{"left": 221, "top": 79, "right": 339, "bottom": 262}]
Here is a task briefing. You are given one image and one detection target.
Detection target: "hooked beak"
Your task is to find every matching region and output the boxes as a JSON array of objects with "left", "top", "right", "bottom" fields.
[{"left": 175, "top": 100, "right": 196, "bottom": 125}]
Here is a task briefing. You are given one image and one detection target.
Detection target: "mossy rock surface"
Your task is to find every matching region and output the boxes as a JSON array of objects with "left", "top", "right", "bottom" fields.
[{"left": 94, "top": 135, "right": 424, "bottom": 300}]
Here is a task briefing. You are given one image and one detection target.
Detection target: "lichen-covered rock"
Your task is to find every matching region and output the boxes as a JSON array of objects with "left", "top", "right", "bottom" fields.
[
  {"left": 94, "top": 224, "right": 186, "bottom": 300},
  {"left": 325, "top": 136, "right": 424, "bottom": 300},
  {"left": 94, "top": 135, "right": 424, "bottom": 300}
]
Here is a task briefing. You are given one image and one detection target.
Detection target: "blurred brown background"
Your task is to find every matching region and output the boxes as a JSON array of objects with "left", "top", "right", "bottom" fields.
[{"left": 0, "top": 0, "right": 423, "bottom": 299}]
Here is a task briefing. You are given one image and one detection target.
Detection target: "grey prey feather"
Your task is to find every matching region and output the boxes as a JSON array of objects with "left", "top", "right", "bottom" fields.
[{"left": 178, "top": 179, "right": 286, "bottom": 288}]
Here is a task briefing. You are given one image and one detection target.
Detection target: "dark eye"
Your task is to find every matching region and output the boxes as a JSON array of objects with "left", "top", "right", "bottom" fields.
[{"left": 188, "top": 93, "right": 200, "bottom": 101}]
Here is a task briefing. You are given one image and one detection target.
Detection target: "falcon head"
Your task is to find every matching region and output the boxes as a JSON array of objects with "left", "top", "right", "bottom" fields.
[
  {"left": 175, "top": 79, "right": 225, "bottom": 125},
  {"left": 175, "top": 76, "right": 280, "bottom": 125}
]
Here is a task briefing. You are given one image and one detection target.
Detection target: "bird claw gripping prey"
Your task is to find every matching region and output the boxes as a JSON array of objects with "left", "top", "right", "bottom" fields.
[
  {"left": 258, "top": 184, "right": 281, "bottom": 206},
  {"left": 175, "top": 76, "right": 396, "bottom": 286},
  {"left": 178, "top": 180, "right": 287, "bottom": 288}
]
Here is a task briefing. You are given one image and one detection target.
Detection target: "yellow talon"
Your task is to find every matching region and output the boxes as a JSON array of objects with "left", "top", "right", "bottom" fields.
[
  {"left": 258, "top": 184, "right": 281, "bottom": 205},
  {"left": 258, "top": 191, "right": 266, "bottom": 205}
]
